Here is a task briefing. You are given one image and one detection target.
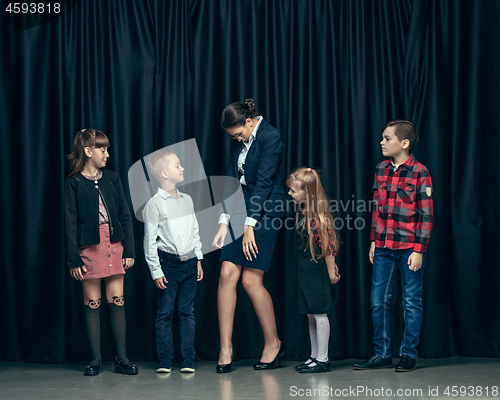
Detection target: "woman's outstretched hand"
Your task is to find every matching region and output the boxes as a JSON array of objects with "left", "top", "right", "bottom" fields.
[{"left": 213, "top": 224, "right": 228, "bottom": 249}]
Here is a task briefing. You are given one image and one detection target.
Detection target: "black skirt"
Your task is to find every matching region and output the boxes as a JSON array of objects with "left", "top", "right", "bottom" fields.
[
  {"left": 295, "top": 227, "right": 338, "bottom": 314},
  {"left": 220, "top": 215, "right": 281, "bottom": 273},
  {"left": 220, "top": 188, "right": 281, "bottom": 273}
]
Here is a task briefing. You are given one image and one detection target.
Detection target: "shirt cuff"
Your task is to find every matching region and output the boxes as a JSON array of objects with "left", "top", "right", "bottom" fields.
[
  {"left": 150, "top": 267, "right": 165, "bottom": 281},
  {"left": 245, "top": 217, "right": 258, "bottom": 227},
  {"left": 219, "top": 213, "right": 230, "bottom": 225},
  {"left": 195, "top": 249, "right": 204, "bottom": 261},
  {"left": 413, "top": 244, "right": 427, "bottom": 253}
]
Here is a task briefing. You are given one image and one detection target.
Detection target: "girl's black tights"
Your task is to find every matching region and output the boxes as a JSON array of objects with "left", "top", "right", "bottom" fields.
[
  {"left": 84, "top": 300, "right": 101, "bottom": 366},
  {"left": 109, "top": 296, "right": 128, "bottom": 363},
  {"left": 84, "top": 296, "right": 128, "bottom": 365}
]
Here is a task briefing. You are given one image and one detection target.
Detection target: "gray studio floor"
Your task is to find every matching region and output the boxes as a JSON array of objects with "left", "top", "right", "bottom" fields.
[{"left": 1, "top": 357, "right": 499, "bottom": 400}]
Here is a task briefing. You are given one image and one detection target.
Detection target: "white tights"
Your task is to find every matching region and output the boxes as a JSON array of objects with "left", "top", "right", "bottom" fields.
[{"left": 308, "top": 314, "right": 330, "bottom": 363}]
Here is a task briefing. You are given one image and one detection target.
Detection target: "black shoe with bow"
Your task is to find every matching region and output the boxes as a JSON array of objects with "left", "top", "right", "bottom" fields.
[
  {"left": 84, "top": 358, "right": 103, "bottom": 376},
  {"left": 298, "top": 358, "right": 330, "bottom": 373},
  {"left": 295, "top": 358, "right": 313, "bottom": 371},
  {"left": 114, "top": 356, "right": 138, "bottom": 375}
]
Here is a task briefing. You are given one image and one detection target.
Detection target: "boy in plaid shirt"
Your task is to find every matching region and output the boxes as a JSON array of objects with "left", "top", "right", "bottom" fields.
[{"left": 353, "top": 120, "right": 433, "bottom": 372}]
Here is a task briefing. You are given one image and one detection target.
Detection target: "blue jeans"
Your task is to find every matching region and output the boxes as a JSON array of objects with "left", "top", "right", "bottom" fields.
[
  {"left": 371, "top": 247, "right": 426, "bottom": 359},
  {"left": 156, "top": 257, "right": 198, "bottom": 362}
]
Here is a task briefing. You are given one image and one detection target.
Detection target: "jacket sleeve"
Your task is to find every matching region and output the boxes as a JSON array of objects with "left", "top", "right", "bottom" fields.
[
  {"left": 142, "top": 199, "right": 163, "bottom": 280},
  {"left": 190, "top": 197, "right": 203, "bottom": 260},
  {"left": 413, "top": 169, "right": 433, "bottom": 253},
  {"left": 370, "top": 172, "right": 379, "bottom": 241},
  {"left": 114, "top": 172, "right": 135, "bottom": 258},
  {"left": 64, "top": 178, "right": 84, "bottom": 269},
  {"left": 219, "top": 148, "right": 241, "bottom": 219},
  {"left": 248, "top": 131, "right": 283, "bottom": 221}
]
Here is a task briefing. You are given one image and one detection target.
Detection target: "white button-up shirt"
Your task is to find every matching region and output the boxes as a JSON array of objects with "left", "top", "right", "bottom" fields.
[
  {"left": 143, "top": 188, "right": 203, "bottom": 280},
  {"left": 237, "top": 115, "right": 263, "bottom": 186},
  {"left": 219, "top": 116, "right": 263, "bottom": 228}
]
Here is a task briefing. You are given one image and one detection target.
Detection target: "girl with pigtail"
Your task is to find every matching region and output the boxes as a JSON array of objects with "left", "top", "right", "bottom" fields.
[
  {"left": 64, "top": 129, "right": 138, "bottom": 376},
  {"left": 287, "top": 167, "right": 341, "bottom": 373}
]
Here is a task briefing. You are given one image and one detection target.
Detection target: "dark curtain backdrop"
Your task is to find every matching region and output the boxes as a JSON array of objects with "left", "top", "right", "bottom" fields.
[{"left": 1, "top": 0, "right": 499, "bottom": 363}]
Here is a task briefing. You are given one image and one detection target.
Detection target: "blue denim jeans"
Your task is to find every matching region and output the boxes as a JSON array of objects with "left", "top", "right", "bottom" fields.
[
  {"left": 371, "top": 247, "right": 426, "bottom": 359},
  {"left": 156, "top": 257, "right": 198, "bottom": 362}
]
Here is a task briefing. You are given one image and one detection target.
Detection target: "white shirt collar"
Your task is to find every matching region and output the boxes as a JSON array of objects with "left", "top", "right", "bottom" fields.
[
  {"left": 244, "top": 115, "right": 263, "bottom": 149},
  {"left": 157, "top": 187, "right": 183, "bottom": 199}
]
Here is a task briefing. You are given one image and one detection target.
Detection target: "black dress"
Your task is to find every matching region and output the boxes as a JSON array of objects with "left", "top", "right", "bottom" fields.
[{"left": 296, "top": 217, "right": 338, "bottom": 314}]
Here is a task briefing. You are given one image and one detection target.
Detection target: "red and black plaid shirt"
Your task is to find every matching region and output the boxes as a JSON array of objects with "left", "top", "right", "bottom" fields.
[{"left": 370, "top": 154, "right": 433, "bottom": 253}]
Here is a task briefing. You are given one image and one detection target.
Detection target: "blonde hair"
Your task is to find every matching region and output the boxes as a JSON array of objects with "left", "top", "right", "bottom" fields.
[
  {"left": 286, "top": 167, "right": 340, "bottom": 261},
  {"left": 147, "top": 148, "right": 177, "bottom": 182}
]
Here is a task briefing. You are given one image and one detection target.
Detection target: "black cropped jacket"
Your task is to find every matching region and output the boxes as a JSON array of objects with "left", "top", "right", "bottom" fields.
[{"left": 64, "top": 169, "right": 135, "bottom": 269}]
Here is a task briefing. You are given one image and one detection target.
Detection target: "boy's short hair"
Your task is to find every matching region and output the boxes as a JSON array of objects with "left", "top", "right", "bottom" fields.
[
  {"left": 147, "top": 148, "right": 176, "bottom": 182},
  {"left": 381, "top": 120, "right": 419, "bottom": 151}
]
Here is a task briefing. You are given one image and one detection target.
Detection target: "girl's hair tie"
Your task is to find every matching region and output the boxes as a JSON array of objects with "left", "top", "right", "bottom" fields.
[{"left": 307, "top": 168, "right": 312, "bottom": 172}]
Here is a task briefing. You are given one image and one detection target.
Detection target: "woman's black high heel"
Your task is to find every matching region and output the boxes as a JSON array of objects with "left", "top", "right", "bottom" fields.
[
  {"left": 253, "top": 343, "right": 285, "bottom": 370},
  {"left": 216, "top": 361, "right": 233, "bottom": 373},
  {"left": 216, "top": 353, "right": 233, "bottom": 373}
]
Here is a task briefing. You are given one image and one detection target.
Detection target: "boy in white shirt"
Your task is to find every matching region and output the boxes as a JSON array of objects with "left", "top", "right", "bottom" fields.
[{"left": 143, "top": 149, "right": 203, "bottom": 373}]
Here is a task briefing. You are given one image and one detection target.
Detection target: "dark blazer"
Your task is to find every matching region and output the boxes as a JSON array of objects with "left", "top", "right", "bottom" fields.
[
  {"left": 225, "top": 118, "right": 288, "bottom": 221},
  {"left": 64, "top": 169, "right": 135, "bottom": 269}
]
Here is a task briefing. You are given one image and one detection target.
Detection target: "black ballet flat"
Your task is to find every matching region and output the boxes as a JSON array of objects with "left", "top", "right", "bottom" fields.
[
  {"left": 295, "top": 358, "right": 313, "bottom": 371},
  {"left": 298, "top": 358, "right": 330, "bottom": 373},
  {"left": 84, "top": 358, "right": 103, "bottom": 376},
  {"left": 114, "top": 356, "right": 139, "bottom": 375},
  {"left": 253, "top": 343, "right": 285, "bottom": 370},
  {"left": 216, "top": 362, "right": 233, "bottom": 373}
]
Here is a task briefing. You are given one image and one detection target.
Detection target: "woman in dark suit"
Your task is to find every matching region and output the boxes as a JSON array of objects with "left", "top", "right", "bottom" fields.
[{"left": 212, "top": 99, "right": 287, "bottom": 372}]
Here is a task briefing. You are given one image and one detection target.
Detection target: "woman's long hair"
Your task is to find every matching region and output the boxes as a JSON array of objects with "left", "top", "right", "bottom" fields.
[
  {"left": 286, "top": 167, "right": 340, "bottom": 261},
  {"left": 67, "top": 128, "right": 110, "bottom": 179}
]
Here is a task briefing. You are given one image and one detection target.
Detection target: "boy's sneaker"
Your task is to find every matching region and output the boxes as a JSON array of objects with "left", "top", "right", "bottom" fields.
[
  {"left": 180, "top": 359, "right": 195, "bottom": 373},
  {"left": 156, "top": 359, "right": 172, "bottom": 373}
]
